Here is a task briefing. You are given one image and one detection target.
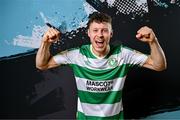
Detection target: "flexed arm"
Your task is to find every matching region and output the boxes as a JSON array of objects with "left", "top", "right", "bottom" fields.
[
  {"left": 36, "top": 27, "right": 61, "bottom": 70},
  {"left": 136, "top": 26, "right": 167, "bottom": 71}
]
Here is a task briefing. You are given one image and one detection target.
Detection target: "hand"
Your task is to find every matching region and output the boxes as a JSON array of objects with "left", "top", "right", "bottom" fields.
[
  {"left": 42, "top": 27, "right": 61, "bottom": 43},
  {"left": 136, "top": 26, "right": 157, "bottom": 43}
]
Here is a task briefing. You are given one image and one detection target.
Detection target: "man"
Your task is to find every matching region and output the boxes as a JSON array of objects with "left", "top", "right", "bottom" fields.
[{"left": 36, "top": 12, "right": 166, "bottom": 119}]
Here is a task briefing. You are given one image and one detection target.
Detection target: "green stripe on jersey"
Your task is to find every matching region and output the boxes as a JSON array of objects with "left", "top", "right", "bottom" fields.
[
  {"left": 70, "top": 64, "right": 130, "bottom": 80},
  {"left": 105, "top": 45, "right": 121, "bottom": 59},
  {"left": 77, "top": 111, "right": 124, "bottom": 120},
  {"left": 78, "top": 90, "right": 122, "bottom": 104},
  {"left": 80, "top": 45, "right": 96, "bottom": 58}
]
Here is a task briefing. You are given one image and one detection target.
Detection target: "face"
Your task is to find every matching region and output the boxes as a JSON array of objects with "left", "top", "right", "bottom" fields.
[{"left": 88, "top": 21, "right": 113, "bottom": 57}]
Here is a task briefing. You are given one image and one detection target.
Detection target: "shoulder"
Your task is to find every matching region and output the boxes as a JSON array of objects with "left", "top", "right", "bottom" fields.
[
  {"left": 55, "top": 46, "right": 80, "bottom": 57},
  {"left": 120, "top": 44, "right": 133, "bottom": 51},
  {"left": 79, "top": 44, "right": 90, "bottom": 50},
  {"left": 79, "top": 44, "right": 91, "bottom": 55},
  {"left": 65, "top": 44, "right": 90, "bottom": 56},
  {"left": 109, "top": 44, "right": 132, "bottom": 55}
]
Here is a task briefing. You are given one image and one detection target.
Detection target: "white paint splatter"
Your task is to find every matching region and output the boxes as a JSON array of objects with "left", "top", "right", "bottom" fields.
[
  {"left": 13, "top": 12, "right": 55, "bottom": 48},
  {"left": 78, "top": 20, "right": 88, "bottom": 28},
  {"left": 13, "top": 25, "right": 47, "bottom": 48},
  {"left": 13, "top": 7, "right": 88, "bottom": 48},
  {"left": 106, "top": 0, "right": 116, "bottom": 6},
  {"left": 83, "top": 2, "right": 97, "bottom": 16},
  {"left": 136, "top": 0, "right": 148, "bottom": 12},
  {"left": 4, "top": 40, "right": 11, "bottom": 45},
  {"left": 40, "top": 12, "right": 49, "bottom": 23}
]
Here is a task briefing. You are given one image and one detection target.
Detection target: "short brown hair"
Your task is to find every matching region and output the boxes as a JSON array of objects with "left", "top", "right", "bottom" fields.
[{"left": 87, "top": 12, "right": 112, "bottom": 29}]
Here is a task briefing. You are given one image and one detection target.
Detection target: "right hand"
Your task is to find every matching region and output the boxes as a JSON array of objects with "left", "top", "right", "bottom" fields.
[{"left": 42, "top": 28, "right": 61, "bottom": 43}]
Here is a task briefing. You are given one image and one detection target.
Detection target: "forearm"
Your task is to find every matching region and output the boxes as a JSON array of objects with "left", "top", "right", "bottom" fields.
[
  {"left": 36, "top": 41, "right": 52, "bottom": 70},
  {"left": 148, "top": 37, "right": 167, "bottom": 71}
]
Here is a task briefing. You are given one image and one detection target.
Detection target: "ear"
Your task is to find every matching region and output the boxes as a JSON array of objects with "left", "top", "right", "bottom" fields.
[
  {"left": 87, "top": 29, "right": 90, "bottom": 37},
  {"left": 110, "top": 30, "right": 113, "bottom": 38}
]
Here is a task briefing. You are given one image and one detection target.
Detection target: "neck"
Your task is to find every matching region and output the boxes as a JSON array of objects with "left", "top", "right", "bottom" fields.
[{"left": 90, "top": 45, "right": 110, "bottom": 59}]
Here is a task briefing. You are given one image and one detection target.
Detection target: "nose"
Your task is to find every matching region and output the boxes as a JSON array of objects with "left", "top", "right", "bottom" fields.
[{"left": 97, "top": 30, "right": 103, "bottom": 38}]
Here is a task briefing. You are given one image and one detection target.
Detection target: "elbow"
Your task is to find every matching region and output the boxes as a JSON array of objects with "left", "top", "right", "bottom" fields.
[
  {"left": 36, "top": 64, "right": 48, "bottom": 71},
  {"left": 163, "top": 62, "right": 167, "bottom": 71},
  {"left": 155, "top": 67, "right": 166, "bottom": 71},
  {"left": 160, "top": 60, "right": 167, "bottom": 71},
  {"left": 154, "top": 62, "right": 167, "bottom": 71}
]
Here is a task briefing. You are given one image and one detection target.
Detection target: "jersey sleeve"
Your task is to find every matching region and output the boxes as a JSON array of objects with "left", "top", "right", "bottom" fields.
[
  {"left": 121, "top": 46, "right": 148, "bottom": 67},
  {"left": 53, "top": 50, "right": 70, "bottom": 65},
  {"left": 53, "top": 48, "right": 79, "bottom": 65}
]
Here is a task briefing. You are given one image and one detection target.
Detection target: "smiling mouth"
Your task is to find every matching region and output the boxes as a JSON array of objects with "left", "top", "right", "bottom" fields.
[{"left": 95, "top": 41, "right": 104, "bottom": 47}]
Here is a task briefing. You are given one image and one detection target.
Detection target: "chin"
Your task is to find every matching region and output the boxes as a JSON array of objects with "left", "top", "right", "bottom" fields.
[{"left": 95, "top": 47, "right": 105, "bottom": 53}]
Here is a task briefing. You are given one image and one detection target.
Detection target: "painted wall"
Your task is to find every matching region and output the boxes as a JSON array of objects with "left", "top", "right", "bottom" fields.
[
  {"left": 0, "top": 0, "right": 180, "bottom": 119},
  {"left": 0, "top": 0, "right": 88, "bottom": 57}
]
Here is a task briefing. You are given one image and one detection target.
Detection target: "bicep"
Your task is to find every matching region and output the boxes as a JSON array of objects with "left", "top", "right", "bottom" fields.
[
  {"left": 142, "top": 56, "right": 155, "bottom": 70},
  {"left": 46, "top": 57, "right": 60, "bottom": 69}
]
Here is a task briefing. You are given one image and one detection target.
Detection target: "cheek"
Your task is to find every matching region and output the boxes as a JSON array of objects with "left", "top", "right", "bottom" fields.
[
  {"left": 89, "top": 35, "right": 95, "bottom": 43},
  {"left": 89, "top": 34, "right": 96, "bottom": 41},
  {"left": 105, "top": 35, "right": 111, "bottom": 41}
]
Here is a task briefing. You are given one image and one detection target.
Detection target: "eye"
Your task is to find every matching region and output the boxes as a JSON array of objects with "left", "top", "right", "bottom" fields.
[
  {"left": 102, "top": 29, "right": 109, "bottom": 33},
  {"left": 93, "top": 29, "right": 98, "bottom": 33}
]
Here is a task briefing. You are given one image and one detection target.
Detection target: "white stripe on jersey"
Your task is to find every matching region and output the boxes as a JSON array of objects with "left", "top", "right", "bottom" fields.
[
  {"left": 77, "top": 98, "right": 123, "bottom": 117},
  {"left": 75, "top": 76, "right": 126, "bottom": 93},
  {"left": 53, "top": 47, "right": 148, "bottom": 70}
]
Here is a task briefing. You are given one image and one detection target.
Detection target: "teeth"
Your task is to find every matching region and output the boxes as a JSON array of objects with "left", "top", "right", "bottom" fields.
[
  {"left": 96, "top": 41, "right": 104, "bottom": 43},
  {"left": 96, "top": 39, "right": 103, "bottom": 42},
  {"left": 96, "top": 41, "right": 104, "bottom": 47}
]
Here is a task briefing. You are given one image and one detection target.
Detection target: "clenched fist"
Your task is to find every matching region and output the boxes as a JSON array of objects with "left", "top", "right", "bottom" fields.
[
  {"left": 136, "top": 26, "right": 157, "bottom": 43},
  {"left": 42, "top": 27, "right": 61, "bottom": 43}
]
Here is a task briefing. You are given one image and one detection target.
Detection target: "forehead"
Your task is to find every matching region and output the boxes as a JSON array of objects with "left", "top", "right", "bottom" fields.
[{"left": 89, "top": 21, "right": 112, "bottom": 29}]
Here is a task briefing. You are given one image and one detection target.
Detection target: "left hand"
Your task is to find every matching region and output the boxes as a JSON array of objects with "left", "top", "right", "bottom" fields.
[{"left": 136, "top": 26, "right": 156, "bottom": 43}]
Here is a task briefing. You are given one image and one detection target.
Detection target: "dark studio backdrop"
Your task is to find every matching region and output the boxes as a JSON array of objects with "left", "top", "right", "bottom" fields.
[{"left": 0, "top": 0, "right": 180, "bottom": 119}]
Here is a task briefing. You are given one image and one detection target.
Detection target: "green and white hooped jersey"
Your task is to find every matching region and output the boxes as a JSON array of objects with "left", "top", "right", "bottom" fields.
[{"left": 53, "top": 44, "right": 148, "bottom": 120}]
